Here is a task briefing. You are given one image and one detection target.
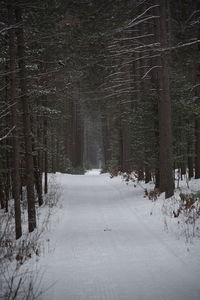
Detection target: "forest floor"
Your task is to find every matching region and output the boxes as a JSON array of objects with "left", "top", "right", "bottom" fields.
[{"left": 38, "top": 170, "right": 200, "bottom": 300}]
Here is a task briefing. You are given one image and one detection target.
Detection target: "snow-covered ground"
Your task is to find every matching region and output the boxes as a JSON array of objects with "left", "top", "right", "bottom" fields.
[{"left": 39, "top": 172, "right": 200, "bottom": 300}]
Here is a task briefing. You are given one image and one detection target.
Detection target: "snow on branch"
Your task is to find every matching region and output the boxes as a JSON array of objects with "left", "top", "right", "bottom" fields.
[
  {"left": 115, "top": 33, "right": 154, "bottom": 42},
  {"left": 185, "top": 10, "right": 200, "bottom": 25},
  {"left": 0, "top": 84, "right": 9, "bottom": 92},
  {"left": 0, "top": 102, "right": 17, "bottom": 119},
  {"left": 142, "top": 66, "right": 162, "bottom": 79},
  {"left": 0, "top": 126, "right": 16, "bottom": 142},
  {"left": 126, "top": 15, "right": 160, "bottom": 29},
  {"left": 160, "top": 39, "right": 200, "bottom": 52},
  {"left": 0, "top": 24, "right": 22, "bottom": 36},
  {"left": 190, "top": 83, "right": 200, "bottom": 91},
  {"left": 125, "top": 5, "right": 159, "bottom": 29}
]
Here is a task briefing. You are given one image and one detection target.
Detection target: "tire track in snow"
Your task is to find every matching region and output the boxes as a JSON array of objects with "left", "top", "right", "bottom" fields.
[
  {"left": 108, "top": 180, "right": 188, "bottom": 265},
  {"left": 40, "top": 174, "right": 200, "bottom": 300}
]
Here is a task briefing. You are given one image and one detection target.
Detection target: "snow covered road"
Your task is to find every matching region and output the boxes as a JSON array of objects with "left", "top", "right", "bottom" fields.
[{"left": 40, "top": 172, "right": 200, "bottom": 300}]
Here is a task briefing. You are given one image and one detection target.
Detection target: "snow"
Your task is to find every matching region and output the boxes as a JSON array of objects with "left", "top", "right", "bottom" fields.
[
  {"left": 85, "top": 169, "right": 101, "bottom": 175},
  {"left": 38, "top": 172, "right": 200, "bottom": 300}
]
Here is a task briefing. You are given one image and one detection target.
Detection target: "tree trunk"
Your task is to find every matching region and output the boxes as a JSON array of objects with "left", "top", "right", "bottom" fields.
[
  {"left": 0, "top": 179, "right": 5, "bottom": 210},
  {"left": 156, "top": 1, "right": 174, "bottom": 198},
  {"left": 195, "top": 119, "right": 200, "bottom": 178},
  {"left": 181, "top": 163, "right": 186, "bottom": 178},
  {"left": 34, "top": 152, "right": 43, "bottom": 206},
  {"left": 187, "top": 123, "right": 194, "bottom": 179},
  {"left": 8, "top": 1, "right": 22, "bottom": 239},
  {"left": 188, "top": 155, "right": 194, "bottom": 179},
  {"left": 44, "top": 118, "right": 48, "bottom": 194},
  {"left": 15, "top": 6, "right": 36, "bottom": 232},
  {"left": 145, "top": 157, "right": 151, "bottom": 184},
  {"left": 194, "top": 23, "right": 200, "bottom": 178}
]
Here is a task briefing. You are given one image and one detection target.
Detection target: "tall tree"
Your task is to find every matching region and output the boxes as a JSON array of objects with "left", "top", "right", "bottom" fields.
[
  {"left": 7, "top": 0, "right": 22, "bottom": 239},
  {"left": 155, "top": 0, "right": 174, "bottom": 198},
  {"left": 15, "top": 5, "right": 36, "bottom": 232}
]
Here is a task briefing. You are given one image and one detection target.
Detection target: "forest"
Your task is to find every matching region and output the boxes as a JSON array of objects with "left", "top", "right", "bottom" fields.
[
  {"left": 0, "top": 0, "right": 200, "bottom": 299},
  {"left": 1, "top": 0, "right": 199, "bottom": 235}
]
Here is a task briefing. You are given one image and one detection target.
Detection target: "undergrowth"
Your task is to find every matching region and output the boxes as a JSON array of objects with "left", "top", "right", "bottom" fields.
[
  {"left": 162, "top": 192, "right": 200, "bottom": 242},
  {"left": 117, "top": 170, "right": 200, "bottom": 243},
  {"left": 0, "top": 175, "right": 61, "bottom": 300}
]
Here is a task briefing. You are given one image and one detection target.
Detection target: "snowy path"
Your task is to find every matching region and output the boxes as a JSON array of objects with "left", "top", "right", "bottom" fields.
[{"left": 40, "top": 172, "right": 200, "bottom": 300}]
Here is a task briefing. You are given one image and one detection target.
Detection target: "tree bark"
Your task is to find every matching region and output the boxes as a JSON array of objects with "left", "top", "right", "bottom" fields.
[
  {"left": 188, "top": 155, "right": 194, "bottom": 179},
  {"left": 156, "top": 1, "right": 174, "bottom": 198},
  {"left": 44, "top": 118, "right": 48, "bottom": 194},
  {"left": 8, "top": 1, "right": 22, "bottom": 239},
  {"left": 194, "top": 22, "right": 200, "bottom": 178},
  {"left": 195, "top": 119, "right": 200, "bottom": 178},
  {"left": 15, "top": 6, "right": 36, "bottom": 232},
  {"left": 34, "top": 150, "right": 43, "bottom": 206},
  {"left": 145, "top": 159, "right": 151, "bottom": 183}
]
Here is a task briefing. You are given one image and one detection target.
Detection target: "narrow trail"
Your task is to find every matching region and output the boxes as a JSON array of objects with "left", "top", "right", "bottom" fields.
[{"left": 40, "top": 172, "right": 200, "bottom": 300}]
